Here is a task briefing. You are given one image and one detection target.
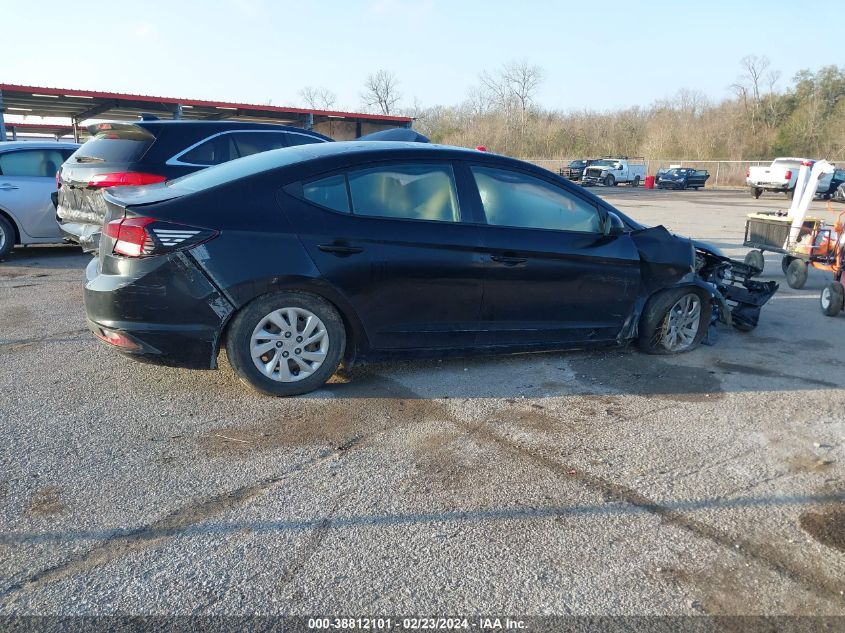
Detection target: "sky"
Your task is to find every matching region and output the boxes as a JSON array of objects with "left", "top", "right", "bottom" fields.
[{"left": 1, "top": 0, "right": 833, "bottom": 117}]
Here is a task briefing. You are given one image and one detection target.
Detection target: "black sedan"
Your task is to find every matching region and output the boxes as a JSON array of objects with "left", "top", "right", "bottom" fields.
[
  {"left": 84, "top": 142, "right": 777, "bottom": 396},
  {"left": 657, "top": 168, "right": 710, "bottom": 190}
]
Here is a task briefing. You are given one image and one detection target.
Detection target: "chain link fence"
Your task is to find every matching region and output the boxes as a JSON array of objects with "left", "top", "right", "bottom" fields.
[{"left": 521, "top": 159, "right": 777, "bottom": 188}]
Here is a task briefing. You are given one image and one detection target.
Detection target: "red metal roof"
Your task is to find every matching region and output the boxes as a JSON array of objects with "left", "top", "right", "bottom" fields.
[{"left": 0, "top": 83, "right": 412, "bottom": 123}]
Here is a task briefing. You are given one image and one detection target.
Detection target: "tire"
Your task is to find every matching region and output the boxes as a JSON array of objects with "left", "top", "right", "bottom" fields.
[
  {"left": 785, "top": 258, "right": 808, "bottom": 289},
  {"left": 820, "top": 282, "right": 844, "bottom": 317},
  {"left": 743, "top": 250, "right": 765, "bottom": 275},
  {"left": 694, "top": 187, "right": 700, "bottom": 190},
  {"left": 637, "top": 287, "right": 712, "bottom": 355},
  {"left": 781, "top": 255, "right": 794, "bottom": 275},
  {"left": 632, "top": 176, "right": 641, "bottom": 187},
  {"left": 225, "top": 291, "right": 346, "bottom": 396},
  {"left": 752, "top": 187, "right": 763, "bottom": 199},
  {"left": 604, "top": 174, "right": 616, "bottom": 187},
  {"left": 0, "top": 214, "right": 14, "bottom": 261}
]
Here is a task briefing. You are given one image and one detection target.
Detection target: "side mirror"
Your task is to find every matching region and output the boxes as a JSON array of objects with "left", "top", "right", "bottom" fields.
[
  {"left": 604, "top": 211, "right": 625, "bottom": 236},
  {"left": 617, "top": 165, "right": 623, "bottom": 171}
]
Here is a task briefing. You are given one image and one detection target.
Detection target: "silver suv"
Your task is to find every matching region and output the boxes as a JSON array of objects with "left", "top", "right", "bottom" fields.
[{"left": 0, "top": 141, "right": 79, "bottom": 260}]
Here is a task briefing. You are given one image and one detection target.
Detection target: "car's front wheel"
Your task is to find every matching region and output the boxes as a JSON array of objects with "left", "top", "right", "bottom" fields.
[
  {"left": 604, "top": 174, "right": 616, "bottom": 187},
  {"left": 0, "top": 215, "right": 15, "bottom": 260},
  {"left": 225, "top": 291, "right": 346, "bottom": 396},
  {"left": 637, "top": 288, "right": 711, "bottom": 355}
]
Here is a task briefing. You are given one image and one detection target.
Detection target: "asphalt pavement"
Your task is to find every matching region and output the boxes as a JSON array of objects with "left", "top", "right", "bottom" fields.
[{"left": 1, "top": 188, "right": 843, "bottom": 618}]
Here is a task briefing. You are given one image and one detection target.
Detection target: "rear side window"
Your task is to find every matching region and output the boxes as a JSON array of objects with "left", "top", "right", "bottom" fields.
[
  {"left": 288, "top": 134, "right": 325, "bottom": 146},
  {"left": 303, "top": 174, "right": 350, "bottom": 213},
  {"left": 471, "top": 166, "right": 601, "bottom": 233},
  {"left": 73, "top": 125, "right": 155, "bottom": 163},
  {"left": 347, "top": 164, "right": 460, "bottom": 222},
  {"left": 179, "top": 135, "right": 238, "bottom": 166},
  {"left": 0, "top": 149, "right": 66, "bottom": 177},
  {"left": 231, "top": 132, "right": 290, "bottom": 157}
]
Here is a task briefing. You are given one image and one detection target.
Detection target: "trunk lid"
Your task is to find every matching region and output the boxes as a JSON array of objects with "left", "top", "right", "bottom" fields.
[{"left": 57, "top": 122, "right": 160, "bottom": 251}]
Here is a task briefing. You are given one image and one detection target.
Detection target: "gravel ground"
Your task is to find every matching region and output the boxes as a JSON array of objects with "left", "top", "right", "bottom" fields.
[{"left": 0, "top": 188, "right": 843, "bottom": 618}]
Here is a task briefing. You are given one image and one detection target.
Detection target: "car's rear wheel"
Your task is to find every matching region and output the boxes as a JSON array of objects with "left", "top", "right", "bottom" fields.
[
  {"left": 752, "top": 187, "right": 762, "bottom": 199},
  {"left": 785, "top": 258, "right": 808, "bottom": 289},
  {"left": 225, "top": 291, "right": 346, "bottom": 396},
  {"left": 0, "top": 215, "right": 14, "bottom": 260},
  {"left": 632, "top": 176, "right": 641, "bottom": 187},
  {"left": 781, "top": 255, "right": 794, "bottom": 275},
  {"left": 820, "top": 282, "right": 844, "bottom": 317},
  {"left": 637, "top": 287, "right": 712, "bottom": 355}
]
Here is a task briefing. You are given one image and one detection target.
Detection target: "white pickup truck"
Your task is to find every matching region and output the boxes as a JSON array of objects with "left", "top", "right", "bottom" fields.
[
  {"left": 747, "top": 157, "right": 840, "bottom": 199},
  {"left": 746, "top": 157, "right": 806, "bottom": 198},
  {"left": 581, "top": 158, "right": 646, "bottom": 187}
]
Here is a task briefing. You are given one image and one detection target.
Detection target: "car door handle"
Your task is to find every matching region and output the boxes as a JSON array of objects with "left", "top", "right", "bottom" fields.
[
  {"left": 0, "top": 183, "right": 19, "bottom": 191},
  {"left": 490, "top": 255, "right": 527, "bottom": 266},
  {"left": 317, "top": 244, "right": 364, "bottom": 256}
]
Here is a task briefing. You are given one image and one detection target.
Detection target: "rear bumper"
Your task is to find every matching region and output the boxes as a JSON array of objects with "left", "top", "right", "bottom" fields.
[
  {"left": 58, "top": 221, "right": 101, "bottom": 251},
  {"left": 84, "top": 253, "right": 234, "bottom": 369}
]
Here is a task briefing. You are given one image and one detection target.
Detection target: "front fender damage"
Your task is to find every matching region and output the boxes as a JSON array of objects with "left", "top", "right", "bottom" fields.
[{"left": 617, "top": 225, "right": 778, "bottom": 341}]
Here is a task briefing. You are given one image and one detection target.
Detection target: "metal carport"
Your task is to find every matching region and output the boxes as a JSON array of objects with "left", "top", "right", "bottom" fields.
[{"left": 0, "top": 84, "right": 412, "bottom": 142}]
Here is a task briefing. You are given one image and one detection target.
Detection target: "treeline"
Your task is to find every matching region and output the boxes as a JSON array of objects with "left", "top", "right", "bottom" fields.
[{"left": 397, "top": 58, "right": 845, "bottom": 160}]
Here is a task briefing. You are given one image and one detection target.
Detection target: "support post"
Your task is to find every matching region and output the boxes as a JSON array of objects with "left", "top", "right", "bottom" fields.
[
  {"left": 305, "top": 113, "right": 314, "bottom": 130},
  {"left": 0, "top": 89, "right": 7, "bottom": 142},
  {"left": 173, "top": 103, "right": 183, "bottom": 120},
  {"left": 72, "top": 118, "right": 80, "bottom": 143},
  {"left": 10, "top": 126, "right": 16, "bottom": 141}
]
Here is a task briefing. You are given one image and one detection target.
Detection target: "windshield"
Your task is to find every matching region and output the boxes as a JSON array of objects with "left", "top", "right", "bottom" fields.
[
  {"left": 591, "top": 160, "right": 618, "bottom": 167},
  {"left": 667, "top": 168, "right": 691, "bottom": 176},
  {"left": 570, "top": 160, "right": 586, "bottom": 167}
]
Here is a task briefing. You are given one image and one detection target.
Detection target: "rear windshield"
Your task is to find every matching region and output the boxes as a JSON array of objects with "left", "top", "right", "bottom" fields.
[
  {"left": 73, "top": 124, "right": 155, "bottom": 163},
  {"left": 168, "top": 145, "right": 318, "bottom": 193}
]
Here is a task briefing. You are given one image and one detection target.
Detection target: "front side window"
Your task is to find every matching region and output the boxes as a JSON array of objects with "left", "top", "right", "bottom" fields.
[
  {"left": 0, "top": 149, "right": 66, "bottom": 177},
  {"left": 471, "top": 166, "right": 601, "bottom": 233},
  {"left": 347, "top": 164, "right": 460, "bottom": 222},
  {"left": 303, "top": 174, "right": 350, "bottom": 213}
]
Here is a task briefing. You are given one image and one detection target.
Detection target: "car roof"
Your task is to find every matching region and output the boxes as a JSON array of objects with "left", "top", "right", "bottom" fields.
[
  {"left": 0, "top": 140, "right": 79, "bottom": 151},
  {"left": 261, "top": 140, "right": 512, "bottom": 166}
]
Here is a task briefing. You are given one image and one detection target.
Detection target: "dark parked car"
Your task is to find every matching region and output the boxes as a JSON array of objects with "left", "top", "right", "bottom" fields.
[
  {"left": 657, "top": 168, "right": 710, "bottom": 190},
  {"left": 560, "top": 159, "right": 595, "bottom": 181},
  {"left": 84, "top": 142, "right": 777, "bottom": 396},
  {"left": 57, "top": 120, "right": 332, "bottom": 251}
]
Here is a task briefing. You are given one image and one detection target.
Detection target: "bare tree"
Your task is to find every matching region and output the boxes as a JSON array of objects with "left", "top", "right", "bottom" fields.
[
  {"left": 731, "top": 55, "right": 772, "bottom": 132},
  {"left": 299, "top": 86, "right": 337, "bottom": 110},
  {"left": 362, "top": 70, "right": 402, "bottom": 115},
  {"left": 480, "top": 60, "right": 544, "bottom": 115}
]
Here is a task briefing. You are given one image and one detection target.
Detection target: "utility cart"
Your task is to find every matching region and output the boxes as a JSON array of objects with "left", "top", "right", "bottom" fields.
[{"left": 742, "top": 159, "right": 840, "bottom": 289}]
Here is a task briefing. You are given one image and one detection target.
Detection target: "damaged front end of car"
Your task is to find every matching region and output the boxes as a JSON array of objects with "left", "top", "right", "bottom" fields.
[
  {"left": 617, "top": 224, "right": 779, "bottom": 343},
  {"left": 693, "top": 243, "right": 779, "bottom": 332}
]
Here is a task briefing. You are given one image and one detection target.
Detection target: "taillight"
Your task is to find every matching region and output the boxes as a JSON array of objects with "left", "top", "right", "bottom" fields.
[
  {"left": 103, "top": 217, "right": 217, "bottom": 258},
  {"left": 745, "top": 168, "right": 750, "bottom": 178},
  {"left": 88, "top": 172, "right": 167, "bottom": 188},
  {"left": 784, "top": 170, "right": 792, "bottom": 180}
]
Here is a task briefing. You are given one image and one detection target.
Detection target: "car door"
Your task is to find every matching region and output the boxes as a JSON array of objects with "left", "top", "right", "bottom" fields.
[
  {"left": 0, "top": 148, "right": 70, "bottom": 239},
  {"left": 281, "top": 161, "right": 484, "bottom": 350},
  {"left": 463, "top": 163, "right": 641, "bottom": 346}
]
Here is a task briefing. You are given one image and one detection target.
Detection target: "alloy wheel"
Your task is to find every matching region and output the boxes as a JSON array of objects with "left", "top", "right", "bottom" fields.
[
  {"left": 656, "top": 293, "right": 701, "bottom": 352},
  {"left": 249, "top": 307, "right": 330, "bottom": 382}
]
